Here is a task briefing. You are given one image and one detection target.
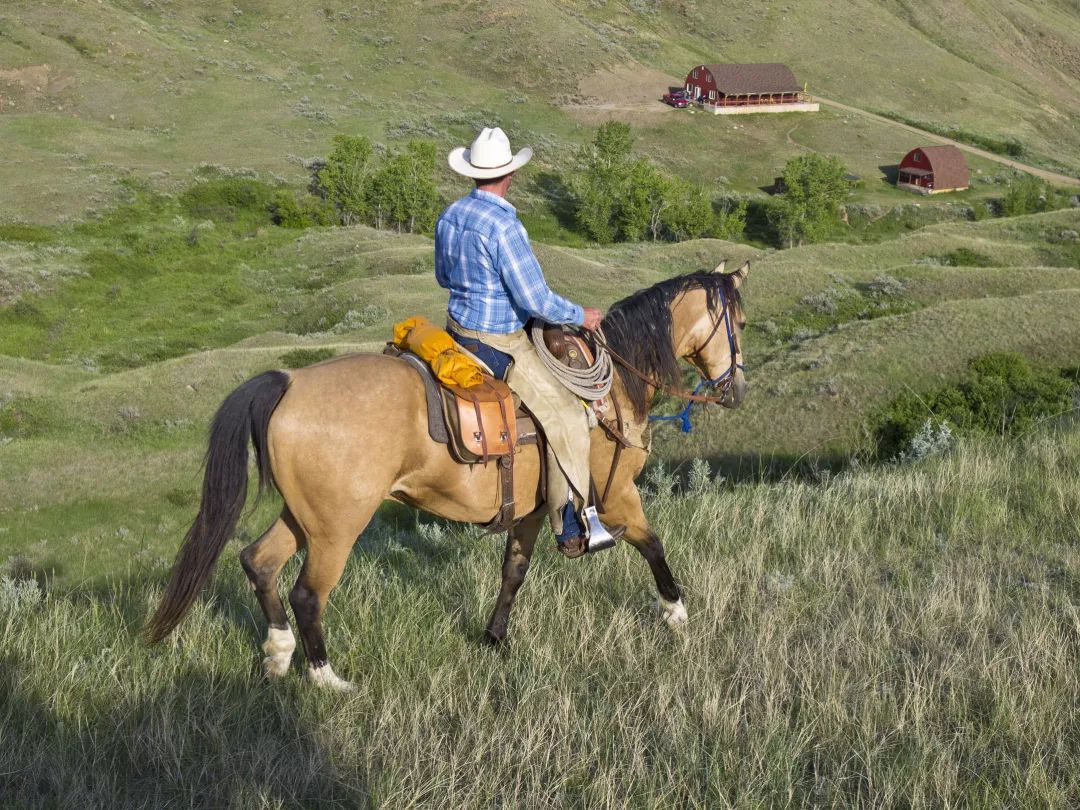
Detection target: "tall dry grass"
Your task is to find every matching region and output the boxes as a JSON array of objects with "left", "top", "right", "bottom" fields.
[{"left": 3, "top": 428, "right": 1079, "bottom": 807}]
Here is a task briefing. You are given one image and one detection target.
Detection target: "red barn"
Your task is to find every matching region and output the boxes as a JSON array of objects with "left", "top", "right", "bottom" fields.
[
  {"left": 683, "top": 63, "right": 811, "bottom": 110},
  {"left": 897, "top": 146, "right": 969, "bottom": 194}
]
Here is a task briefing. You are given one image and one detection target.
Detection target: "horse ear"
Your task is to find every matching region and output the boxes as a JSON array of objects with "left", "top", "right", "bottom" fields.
[
  {"left": 712, "top": 259, "right": 727, "bottom": 274},
  {"left": 730, "top": 260, "right": 750, "bottom": 289}
]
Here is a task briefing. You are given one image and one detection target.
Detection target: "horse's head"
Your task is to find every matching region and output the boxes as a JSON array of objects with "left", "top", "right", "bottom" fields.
[
  {"left": 602, "top": 262, "right": 751, "bottom": 420},
  {"left": 672, "top": 259, "right": 749, "bottom": 409}
]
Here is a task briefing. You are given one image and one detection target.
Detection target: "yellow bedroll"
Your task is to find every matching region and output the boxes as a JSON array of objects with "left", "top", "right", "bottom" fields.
[{"left": 393, "top": 315, "right": 485, "bottom": 389}]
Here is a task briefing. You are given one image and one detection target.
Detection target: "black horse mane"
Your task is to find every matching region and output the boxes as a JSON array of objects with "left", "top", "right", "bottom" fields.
[{"left": 601, "top": 270, "right": 741, "bottom": 420}]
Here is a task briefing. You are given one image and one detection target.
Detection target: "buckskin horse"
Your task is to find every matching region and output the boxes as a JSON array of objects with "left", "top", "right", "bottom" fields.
[{"left": 146, "top": 260, "right": 749, "bottom": 690}]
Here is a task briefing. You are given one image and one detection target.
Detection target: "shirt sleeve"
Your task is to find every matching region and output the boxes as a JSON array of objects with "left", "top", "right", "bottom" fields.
[
  {"left": 434, "top": 218, "right": 450, "bottom": 289},
  {"left": 496, "top": 221, "right": 584, "bottom": 326}
]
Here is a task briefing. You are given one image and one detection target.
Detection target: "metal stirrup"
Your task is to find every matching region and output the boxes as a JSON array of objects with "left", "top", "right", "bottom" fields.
[{"left": 583, "top": 506, "right": 618, "bottom": 553}]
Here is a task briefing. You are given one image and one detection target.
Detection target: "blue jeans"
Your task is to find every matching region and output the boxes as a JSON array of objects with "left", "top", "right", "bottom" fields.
[{"left": 448, "top": 330, "right": 513, "bottom": 381}]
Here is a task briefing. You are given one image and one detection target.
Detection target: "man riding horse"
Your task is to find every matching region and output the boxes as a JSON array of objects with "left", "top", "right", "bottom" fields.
[
  {"left": 145, "top": 125, "right": 751, "bottom": 690},
  {"left": 437, "top": 127, "right": 623, "bottom": 558}
]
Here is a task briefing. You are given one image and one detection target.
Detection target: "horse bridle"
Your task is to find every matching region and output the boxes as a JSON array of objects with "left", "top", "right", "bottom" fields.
[{"left": 685, "top": 284, "right": 743, "bottom": 400}]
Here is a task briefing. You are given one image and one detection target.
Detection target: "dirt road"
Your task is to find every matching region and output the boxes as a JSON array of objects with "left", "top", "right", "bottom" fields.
[{"left": 816, "top": 96, "right": 1080, "bottom": 187}]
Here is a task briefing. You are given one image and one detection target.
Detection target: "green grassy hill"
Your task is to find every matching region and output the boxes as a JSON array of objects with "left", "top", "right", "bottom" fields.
[
  {"left": 2, "top": 0, "right": 1078, "bottom": 223},
  {"left": 2, "top": 184, "right": 1077, "bottom": 582}
]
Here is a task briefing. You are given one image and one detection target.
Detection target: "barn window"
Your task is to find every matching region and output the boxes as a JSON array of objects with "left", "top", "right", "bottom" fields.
[
  {"left": 709, "top": 90, "right": 716, "bottom": 100},
  {"left": 913, "top": 152, "right": 921, "bottom": 162},
  {"left": 692, "top": 68, "right": 699, "bottom": 79}
]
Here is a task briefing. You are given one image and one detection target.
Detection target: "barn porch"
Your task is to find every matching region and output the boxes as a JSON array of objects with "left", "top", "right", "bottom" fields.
[
  {"left": 897, "top": 167, "right": 934, "bottom": 193},
  {"left": 703, "top": 97, "right": 819, "bottom": 115}
]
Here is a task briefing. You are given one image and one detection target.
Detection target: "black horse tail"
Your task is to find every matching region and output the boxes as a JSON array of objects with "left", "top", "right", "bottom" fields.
[{"left": 144, "top": 370, "right": 291, "bottom": 644}]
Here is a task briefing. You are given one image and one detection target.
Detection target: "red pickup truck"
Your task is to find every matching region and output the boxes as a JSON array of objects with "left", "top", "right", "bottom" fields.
[{"left": 661, "top": 91, "right": 689, "bottom": 108}]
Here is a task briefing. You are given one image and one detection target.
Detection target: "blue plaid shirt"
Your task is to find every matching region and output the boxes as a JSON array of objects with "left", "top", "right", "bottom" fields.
[{"left": 435, "top": 189, "right": 584, "bottom": 334}]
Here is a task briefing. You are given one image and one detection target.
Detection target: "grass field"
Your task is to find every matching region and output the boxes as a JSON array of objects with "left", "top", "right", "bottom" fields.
[{"left": 3, "top": 428, "right": 1080, "bottom": 807}]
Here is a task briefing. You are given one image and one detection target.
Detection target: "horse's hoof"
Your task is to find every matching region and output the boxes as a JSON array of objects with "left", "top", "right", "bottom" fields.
[
  {"left": 263, "top": 652, "right": 292, "bottom": 680},
  {"left": 307, "top": 663, "right": 357, "bottom": 692},
  {"left": 482, "top": 629, "right": 510, "bottom": 649},
  {"left": 261, "top": 627, "right": 295, "bottom": 679},
  {"left": 656, "top": 597, "right": 688, "bottom": 629}
]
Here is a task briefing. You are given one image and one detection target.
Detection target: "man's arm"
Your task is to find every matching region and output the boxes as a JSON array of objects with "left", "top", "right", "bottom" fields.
[{"left": 497, "top": 221, "right": 584, "bottom": 326}]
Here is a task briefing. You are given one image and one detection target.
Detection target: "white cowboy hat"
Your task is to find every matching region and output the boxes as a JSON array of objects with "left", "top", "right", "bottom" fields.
[{"left": 448, "top": 127, "right": 533, "bottom": 179}]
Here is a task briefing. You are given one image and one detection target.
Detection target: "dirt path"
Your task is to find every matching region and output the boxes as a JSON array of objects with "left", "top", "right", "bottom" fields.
[{"left": 816, "top": 96, "right": 1080, "bottom": 187}]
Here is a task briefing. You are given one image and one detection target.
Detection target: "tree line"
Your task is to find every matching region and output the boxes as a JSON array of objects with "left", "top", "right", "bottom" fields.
[{"left": 276, "top": 123, "right": 1063, "bottom": 249}]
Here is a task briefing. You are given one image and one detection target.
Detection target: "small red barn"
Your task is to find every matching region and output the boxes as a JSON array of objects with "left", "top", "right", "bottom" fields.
[
  {"left": 684, "top": 63, "right": 804, "bottom": 107},
  {"left": 897, "top": 146, "right": 969, "bottom": 194}
]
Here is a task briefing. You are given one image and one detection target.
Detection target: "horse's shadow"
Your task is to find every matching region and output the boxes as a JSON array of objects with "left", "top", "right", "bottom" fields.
[
  {"left": 353, "top": 502, "right": 508, "bottom": 640},
  {"left": 651, "top": 444, "right": 854, "bottom": 487},
  {"left": 0, "top": 646, "right": 371, "bottom": 807}
]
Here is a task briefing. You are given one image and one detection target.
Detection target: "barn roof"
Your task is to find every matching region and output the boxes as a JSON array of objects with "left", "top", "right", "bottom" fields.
[
  {"left": 702, "top": 63, "right": 801, "bottom": 94},
  {"left": 912, "top": 145, "right": 969, "bottom": 189}
]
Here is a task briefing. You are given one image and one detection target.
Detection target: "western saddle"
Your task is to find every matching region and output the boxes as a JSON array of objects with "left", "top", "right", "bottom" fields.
[{"left": 383, "top": 325, "right": 605, "bottom": 535}]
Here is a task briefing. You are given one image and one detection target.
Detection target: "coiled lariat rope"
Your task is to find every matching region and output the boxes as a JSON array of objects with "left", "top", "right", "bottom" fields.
[{"left": 529, "top": 321, "right": 614, "bottom": 401}]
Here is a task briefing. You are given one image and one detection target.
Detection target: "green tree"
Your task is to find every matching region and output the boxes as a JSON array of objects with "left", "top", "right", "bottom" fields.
[
  {"left": 574, "top": 122, "right": 635, "bottom": 243},
  {"left": 570, "top": 121, "right": 749, "bottom": 244},
  {"left": 769, "top": 153, "right": 849, "bottom": 248},
  {"left": 710, "top": 195, "right": 749, "bottom": 241},
  {"left": 316, "top": 135, "right": 375, "bottom": 225},
  {"left": 664, "top": 178, "right": 714, "bottom": 241},
  {"left": 592, "top": 120, "right": 633, "bottom": 169},
  {"left": 368, "top": 140, "right": 440, "bottom": 234},
  {"left": 1000, "top": 175, "right": 1049, "bottom": 217},
  {"left": 619, "top": 159, "right": 671, "bottom": 241}
]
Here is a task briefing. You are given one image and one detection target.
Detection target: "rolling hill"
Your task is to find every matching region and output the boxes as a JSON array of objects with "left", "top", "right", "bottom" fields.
[{"left": 1, "top": 0, "right": 1079, "bottom": 224}]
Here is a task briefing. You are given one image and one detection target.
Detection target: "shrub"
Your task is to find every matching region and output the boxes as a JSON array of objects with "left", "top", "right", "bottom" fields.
[
  {"left": 0, "top": 223, "right": 55, "bottom": 244},
  {"left": 943, "top": 248, "right": 991, "bottom": 267},
  {"left": 898, "top": 419, "right": 954, "bottom": 462},
  {"left": 269, "top": 191, "right": 335, "bottom": 229},
  {"left": 279, "top": 347, "right": 336, "bottom": 368},
  {"left": 0, "top": 396, "right": 57, "bottom": 439},
  {"left": 179, "top": 177, "right": 276, "bottom": 224},
  {"left": 0, "top": 576, "right": 44, "bottom": 614},
  {"left": 873, "top": 353, "right": 1076, "bottom": 459}
]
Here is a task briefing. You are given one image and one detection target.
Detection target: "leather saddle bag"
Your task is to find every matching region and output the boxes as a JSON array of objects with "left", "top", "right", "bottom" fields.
[{"left": 441, "top": 377, "right": 517, "bottom": 464}]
